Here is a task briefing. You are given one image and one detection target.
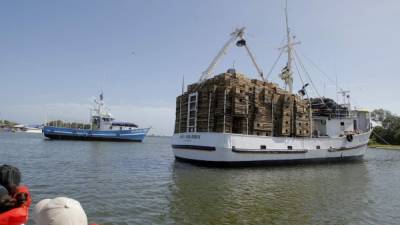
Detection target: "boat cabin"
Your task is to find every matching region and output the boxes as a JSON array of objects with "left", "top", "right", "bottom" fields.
[
  {"left": 91, "top": 113, "right": 114, "bottom": 130},
  {"left": 312, "top": 110, "right": 370, "bottom": 137},
  {"left": 91, "top": 113, "right": 139, "bottom": 131}
]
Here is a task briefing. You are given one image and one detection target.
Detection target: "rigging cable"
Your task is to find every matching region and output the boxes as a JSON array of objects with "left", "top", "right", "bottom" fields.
[
  {"left": 293, "top": 57, "right": 305, "bottom": 86},
  {"left": 297, "top": 50, "right": 367, "bottom": 112},
  {"left": 372, "top": 129, "right": 391, "bottom": 145},
  {"left": 293, "top": 56, "right": 309, "bottom": 98},
  {"left": 293, "top": 49, "right": 324, "bottom": 104},
  {"left": 293, "top": 55, "right": 313, "bottom": 138},
  {"left": 266, "top": 47, "right": 285, "bottom": 80},
  {"left": 297, "top": 50, "right": 343, "bottom": 90}
]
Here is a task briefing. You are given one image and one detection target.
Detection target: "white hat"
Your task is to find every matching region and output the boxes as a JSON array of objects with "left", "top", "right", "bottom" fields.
[{"left": 32, "top": 197, "right": 88, "bottom": 225}]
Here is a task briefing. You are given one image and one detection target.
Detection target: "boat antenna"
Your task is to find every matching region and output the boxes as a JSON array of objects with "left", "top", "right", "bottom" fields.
[
  {"left": 279, "top": 0, "right": 300, "bottom": 93},
  {"left": 181, "top": 75, "right": 185, "bottom": 95}
]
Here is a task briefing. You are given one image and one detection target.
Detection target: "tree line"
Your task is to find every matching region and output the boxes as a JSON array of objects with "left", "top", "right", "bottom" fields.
[{"left": 371, "top": 109, "right": 400, "bottom": 145}]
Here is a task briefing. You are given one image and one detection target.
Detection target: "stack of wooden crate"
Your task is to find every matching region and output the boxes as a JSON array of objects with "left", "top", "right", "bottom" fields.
[{"left": 174, "top": 70, "right": 311, "bottom": 137}]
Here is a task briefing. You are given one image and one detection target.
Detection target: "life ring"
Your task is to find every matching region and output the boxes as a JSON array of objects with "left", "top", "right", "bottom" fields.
[{"left": 346, "top": 134, "right": 353, "bottom": 142}]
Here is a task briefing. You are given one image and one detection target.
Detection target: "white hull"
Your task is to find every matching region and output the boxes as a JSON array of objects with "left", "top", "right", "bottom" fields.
[
  {"left": 24, "top": 128, "right": 42, "bottom": 134},
  {"left": 172, "top": 131, "right": 371, "bottom": 165}
]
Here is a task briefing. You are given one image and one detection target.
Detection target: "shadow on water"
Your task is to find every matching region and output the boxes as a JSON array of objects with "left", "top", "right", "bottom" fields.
[{"left": 169, "top": 160, "right": 369, "bottom": 225}]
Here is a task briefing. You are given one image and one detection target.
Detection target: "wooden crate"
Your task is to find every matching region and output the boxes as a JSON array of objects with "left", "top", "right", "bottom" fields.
[{"left": 174, "top": 72, "right": 311, "bottom": 137}]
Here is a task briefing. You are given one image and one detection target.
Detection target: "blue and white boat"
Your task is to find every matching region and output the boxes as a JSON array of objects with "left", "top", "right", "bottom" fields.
[{"left": 43, "top": 93, "right": 150, "bottom": 142}]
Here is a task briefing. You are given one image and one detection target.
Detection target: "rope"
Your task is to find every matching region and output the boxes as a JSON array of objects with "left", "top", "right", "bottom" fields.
[
  {"left": 293, "top": 57, "right": 313, "bottom": 138},
  {"left": 296, "top": 49, "right": 370, "bottom": 112},
  {"left": 294, "top": 49, "right": 324, "bottom": 104},
  {"left": 295, "top": 61, "right": 318, "bottom": 98},
  {"left": 296, "top": 49, "right": 342, "bottom": 90},
  {"left": 293, "top": 56, "right": 309, "bottom": 97},
  {"left": 266, "top": 48, "right": 285, "bottom": 80},
  {"left": 372, "top": 129, "right": 391, "bottom": 145},
  {"left": 293, "top": 58, "right": 305, "bottom": 86}
]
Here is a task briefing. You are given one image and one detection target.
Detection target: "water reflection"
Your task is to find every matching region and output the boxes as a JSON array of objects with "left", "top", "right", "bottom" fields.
[
  {"left": 3, "top": 134, "right": 400, "bottom": 225},
  {"left": 170, "top": 161, "right": 368, "bottom": 225}
]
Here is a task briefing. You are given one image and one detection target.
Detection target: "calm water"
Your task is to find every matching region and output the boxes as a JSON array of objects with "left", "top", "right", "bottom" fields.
[{"left": 1, "top": 132, "right": 400, "bottom": 225}]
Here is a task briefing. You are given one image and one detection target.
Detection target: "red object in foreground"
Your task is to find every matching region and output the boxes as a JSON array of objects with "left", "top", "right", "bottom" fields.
[{"left": 0, "top": 185, "right": 32, "bottom": 225}]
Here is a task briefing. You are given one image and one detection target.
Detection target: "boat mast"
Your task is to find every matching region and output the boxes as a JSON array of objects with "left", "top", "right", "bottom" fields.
[
  {"left": 98, "top": 92, "right": 103, "bottom": 116},
  {"left": 279, "top": 0, "right": 299, "bottom": 93},
  {"left": 285, "top": 0, "right": 293, "bottom": 93}
]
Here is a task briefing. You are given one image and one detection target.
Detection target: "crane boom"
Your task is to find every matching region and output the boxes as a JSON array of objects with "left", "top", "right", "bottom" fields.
[
  {"left": 199, "top": 27, "right": 245, "bottom": 82},
  {"left": 198, "top": 27, "right": 265, "bottom": 82},
  {"left": 242, "top": 42, "right": 264, "bottom": 81}
]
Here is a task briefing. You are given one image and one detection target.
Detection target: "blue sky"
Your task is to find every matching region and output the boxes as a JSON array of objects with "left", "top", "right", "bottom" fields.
[{"left": 1, "top": 0, "right": 399, "bottom": 135}]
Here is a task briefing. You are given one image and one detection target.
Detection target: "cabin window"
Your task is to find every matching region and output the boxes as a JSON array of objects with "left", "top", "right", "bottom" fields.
[
  {"left": 287, "top": 146, "right": 293, "bottom": 150},
  {"left": 260, "top": 145, "right": 266, "bottom": 150},
  {"left": 316, "top": 145, "right": 321, "bottom": 149}
]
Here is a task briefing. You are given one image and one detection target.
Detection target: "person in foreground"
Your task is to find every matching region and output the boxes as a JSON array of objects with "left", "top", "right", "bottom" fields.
[
  {"left": 0, "top": 164, "right": 31, "bottom": 225},
  {"left": 33, "top": 197, "right": 100, "bottom": 225}
]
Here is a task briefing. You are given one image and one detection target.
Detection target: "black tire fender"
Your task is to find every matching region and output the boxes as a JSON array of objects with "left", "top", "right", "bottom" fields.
[{"left": 346, "top": 134, "right": 353, "bottom": 142}]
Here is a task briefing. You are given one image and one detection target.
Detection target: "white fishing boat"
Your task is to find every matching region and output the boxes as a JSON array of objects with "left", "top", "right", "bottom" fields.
[{"left": 171, "top": 5, "right": 372, "bottom": 166}]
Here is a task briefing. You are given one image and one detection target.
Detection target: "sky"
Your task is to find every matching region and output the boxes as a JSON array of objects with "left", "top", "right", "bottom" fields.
[{"left": 1, "top": 0, "right": 399, "bottom": 135}]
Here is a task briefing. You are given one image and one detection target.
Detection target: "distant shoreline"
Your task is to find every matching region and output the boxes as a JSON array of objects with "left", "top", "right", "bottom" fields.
[{"left": 368, "top": 144, "right": 400, "bottom": 150}]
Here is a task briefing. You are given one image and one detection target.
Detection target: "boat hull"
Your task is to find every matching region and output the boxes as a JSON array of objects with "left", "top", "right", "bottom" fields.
[
  {"left": 24, "top": 128, "right": 42, "bottom": 134},
  {"left": 171, "top": 131, "right": 371, "bottom": 166},
  {"left": 43, "top": 126, "right": 150, "bottom": 142}
]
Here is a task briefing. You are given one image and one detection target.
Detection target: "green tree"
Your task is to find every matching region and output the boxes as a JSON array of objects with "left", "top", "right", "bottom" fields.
[
  {"left": 371, "top": 112, "right": 400, "bottom": 145},
  {"left": 371, "top": 109, "right": 392, "bottom": 122}
]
